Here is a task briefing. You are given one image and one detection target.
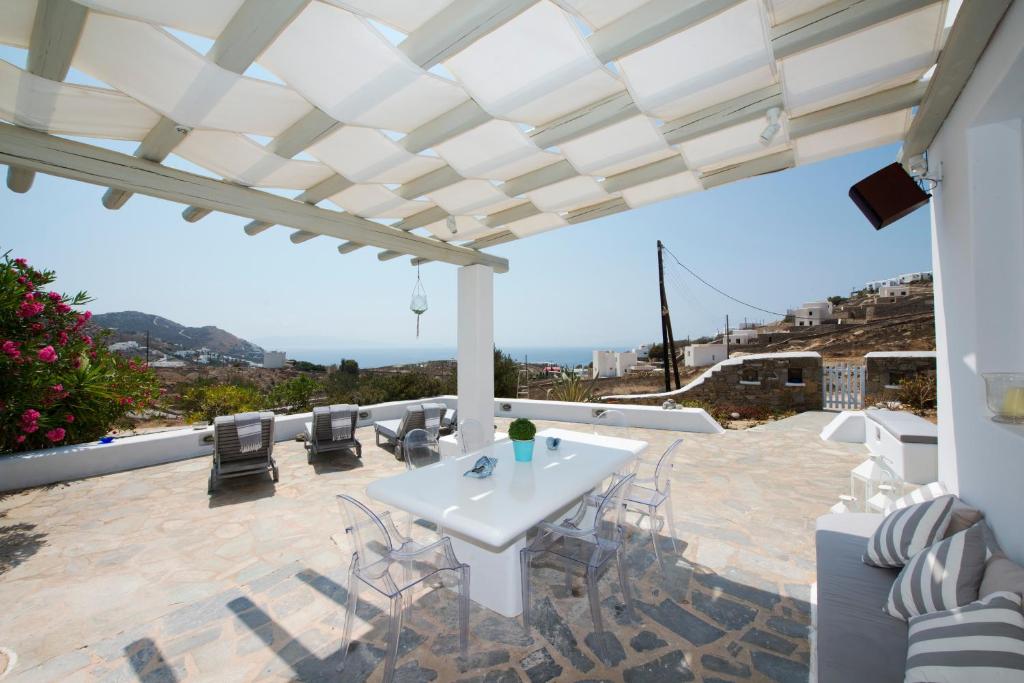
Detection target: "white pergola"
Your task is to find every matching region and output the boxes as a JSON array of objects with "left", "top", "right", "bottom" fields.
[{"left": 0, "top": 0, "right": 1006, "bottom": 433}]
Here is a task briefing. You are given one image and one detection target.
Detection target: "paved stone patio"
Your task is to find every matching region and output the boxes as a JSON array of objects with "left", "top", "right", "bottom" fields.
[{"left": 0, "top": 412, "right": 865, "bottom": 682}]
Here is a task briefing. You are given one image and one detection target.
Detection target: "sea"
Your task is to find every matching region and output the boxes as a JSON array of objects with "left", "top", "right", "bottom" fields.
[{"left": 286, "top": 346, "right": 631, "bottom": 369}]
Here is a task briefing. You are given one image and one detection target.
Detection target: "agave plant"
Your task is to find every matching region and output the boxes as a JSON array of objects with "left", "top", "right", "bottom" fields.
[{"left": 546, "top": 371, "right": 597, "bottom": 403}]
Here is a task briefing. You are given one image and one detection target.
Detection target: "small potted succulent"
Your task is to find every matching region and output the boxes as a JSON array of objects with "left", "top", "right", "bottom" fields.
[{"left": 508, "top": 418, "right": 537, "bottom": 462}]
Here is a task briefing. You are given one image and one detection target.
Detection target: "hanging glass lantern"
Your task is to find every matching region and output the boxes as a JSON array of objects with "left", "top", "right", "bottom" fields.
[{"left": 410, "top": 264, "right": 428, "bottom": 338}]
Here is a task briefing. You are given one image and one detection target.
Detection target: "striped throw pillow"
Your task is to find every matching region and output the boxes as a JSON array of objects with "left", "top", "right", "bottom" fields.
[
  {"left": 864, "top": 495, "right": 955, "bottom": 568},
  {"left": 886, "top": 522, "right": 988, "bottom": 620},
  {"left": 906, "top": 591, "right": 1024, "bottom": 682}
]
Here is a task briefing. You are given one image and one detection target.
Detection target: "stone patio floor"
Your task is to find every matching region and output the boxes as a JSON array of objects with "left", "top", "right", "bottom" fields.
[{"left": 0, "top": 412, "right": 866, "bottom": 682}]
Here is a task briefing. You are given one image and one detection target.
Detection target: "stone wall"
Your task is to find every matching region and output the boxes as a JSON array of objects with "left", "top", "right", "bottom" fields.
[
  {"left": 865, "top": 354, "right": 937, "bottom": 398},
  {"left": 681, "top": 355, "right": 823, "bottom": 412}
]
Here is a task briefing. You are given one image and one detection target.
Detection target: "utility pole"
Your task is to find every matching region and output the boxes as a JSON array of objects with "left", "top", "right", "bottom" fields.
[
  {"left": 657, "top": 241, "right": 682, "bottom": 391},
  {"left": 725, "top": 315, "right": 730, "bottom": 358}
]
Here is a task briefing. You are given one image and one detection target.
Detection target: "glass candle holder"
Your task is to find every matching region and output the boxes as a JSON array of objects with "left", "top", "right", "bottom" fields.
[{"left": 982, "top": 372, "right": 1024, "bottom": 424}]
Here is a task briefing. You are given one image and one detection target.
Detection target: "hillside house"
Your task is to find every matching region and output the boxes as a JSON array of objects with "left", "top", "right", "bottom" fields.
[
  {"left": 592, "top": 350, "right": 637, "bottom": 378},
  {"left": 879, "top": 284, "right": 911, "bottom": 299},
  {"left": 684, "top": 342, "right": 728, "bottom": 368},
  {"left": 788, "top": 301, "right": 834, "bottom": 327},
  {"left": 725, "top": 329, "right": 759, "bottom": 345}
]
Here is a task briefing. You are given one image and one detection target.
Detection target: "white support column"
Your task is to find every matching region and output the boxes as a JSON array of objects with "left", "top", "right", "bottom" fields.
[{"left": 457, "top": 265, "right": 495, "bottom": 444}]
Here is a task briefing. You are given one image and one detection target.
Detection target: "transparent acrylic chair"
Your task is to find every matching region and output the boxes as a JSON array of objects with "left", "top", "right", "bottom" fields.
[
  {"left": 594, "top": 439, "right": 683, "bottom": 572},
  {"left": 457, "top": 418, "right": 487, "bottom": 457},
  {"left": 402, "top": 428, "right": 440, "bottom": 470},
  {"left": 401, "top": 429, "right": 443, "bottom": 537},
  {"left": 520, "top": 473, "right": 637, "bottom": 643},
  {"left": 336, "top": 495, "right": 469, "bottom": 683},
  {"left": 593, "top": 408, "right": 631, "bottom": 440}
]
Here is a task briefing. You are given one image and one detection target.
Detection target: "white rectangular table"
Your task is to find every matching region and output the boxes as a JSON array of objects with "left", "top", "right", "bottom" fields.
[{"left": 366, "top": 428, "right": 646, "bottom": 617}]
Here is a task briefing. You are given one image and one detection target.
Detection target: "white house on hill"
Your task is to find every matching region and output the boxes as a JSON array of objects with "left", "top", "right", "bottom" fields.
[
  {"left": 592, "top": 350, "right": 637, "bottom": 378},
  {"left": 788, "top": 301, "right": 833, "bottom": 327},
  {"left": 684, "top": 343, "right": 728, "bottom": 368}
]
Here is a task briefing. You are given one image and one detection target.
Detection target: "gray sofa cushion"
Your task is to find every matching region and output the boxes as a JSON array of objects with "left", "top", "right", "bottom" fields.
[
  {"left": 816, "top": 513, "right": 906, "bottom": 683},
  {"left": 866, "top": 409, "right": 938, "bottom": 444}
]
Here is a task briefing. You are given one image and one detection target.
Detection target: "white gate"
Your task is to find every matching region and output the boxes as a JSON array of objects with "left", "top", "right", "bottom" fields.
[{"left": 823, "top": 363, "right": 866, "bottom": 410}]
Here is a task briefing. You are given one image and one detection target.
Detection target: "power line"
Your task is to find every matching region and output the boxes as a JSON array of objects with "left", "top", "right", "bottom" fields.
[{"left": 661, "top": 244, "right": 823, "bottom": 323}]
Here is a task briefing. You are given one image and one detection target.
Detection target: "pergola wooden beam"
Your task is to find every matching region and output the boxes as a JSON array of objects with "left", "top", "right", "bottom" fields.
[
  {"left": 700, "top": 149, "right": 795, "bottom": 189},
  {"left": 900, "top": 0, "right": 1015, "bottom": 166},
  {"left": 588, "top": 0, "right": 740, "bottom": 63},
  {"left": 6, "top": 0, "right": 86, "bottom": 193},
  {"left": 398, "top": 0, "right": 538, "bottom": 70},
  {"left": 771, "top": 0, "right": 942, "bottom": 60},
  {"left": 788, "top": 80, "right": 926, "bottom": 139},
  {"left": 104, "top": 0, "right": 309, "bottom": 211},
  {"left": 0, "top": 124, "right": 507, "bottom": 272}
]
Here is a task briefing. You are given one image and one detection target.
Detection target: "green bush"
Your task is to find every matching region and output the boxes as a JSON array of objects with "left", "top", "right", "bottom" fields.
[
  {"left": 896, "top": 372, "right": 937, "bottom": 414},
  {"left": 494, "top": 347, "right": 519, "bottom": 398},
  {"left": 267, "top": 375, "right": 322, "bottom": 412},
  {"left": 179, "top": 383, "right": 264, "bottom": 423},
  {"left": 1, "top": 251, "right": 161, "bottom": 452},
  {"left": 508, "top": 418, "right": 536, "bottom": 441}
]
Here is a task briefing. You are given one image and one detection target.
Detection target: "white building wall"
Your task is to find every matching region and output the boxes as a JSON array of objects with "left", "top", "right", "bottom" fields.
[
  {"left": 593, "top": 351, "right": 638, "bottom": 378},
  {"left": 726, "top": 330, "right": 758, "bottom": 345},
  {"left": 684, "top": 343, "right": 728, "bottom": 367},
  {"left": 263, "top": 351, "right": 286, "bottom": 369},
  {"left": 927, "top": 1, "right": 1024, "bottom": 562},
  {"left": 879, "top": 285, "right": 910, "bottom": 298}
]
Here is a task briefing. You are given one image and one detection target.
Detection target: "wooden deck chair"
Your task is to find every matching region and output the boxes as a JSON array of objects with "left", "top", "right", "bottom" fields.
[{"left": 209, "top": 411, "right": 277, "bottom": 494}]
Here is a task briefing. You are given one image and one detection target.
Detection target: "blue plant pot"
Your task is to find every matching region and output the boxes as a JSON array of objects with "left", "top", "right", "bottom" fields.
[{"left": 512, "top": 439, "right": 534, "bottom": 462}]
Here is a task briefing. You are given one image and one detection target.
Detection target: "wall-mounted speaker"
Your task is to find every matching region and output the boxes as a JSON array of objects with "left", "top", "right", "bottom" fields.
[{"left": 849, "top": 162, "right": 931, "bottom": 230}]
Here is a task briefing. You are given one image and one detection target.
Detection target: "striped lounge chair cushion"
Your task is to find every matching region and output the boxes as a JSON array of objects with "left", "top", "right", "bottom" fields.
[
  {"left": 905, "top": 591, "right": 1024, "bottom": 682},
  {"left": 886, "top": 522, "right": 988, "bottom": 620},
  {"left": 864, "top": 495, "right": 955, "bottom": 568}
]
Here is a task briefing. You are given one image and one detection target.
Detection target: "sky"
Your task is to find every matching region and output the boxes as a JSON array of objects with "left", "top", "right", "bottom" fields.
[{"left": 1, "top": 141, "right": 933, "bottom": 352}]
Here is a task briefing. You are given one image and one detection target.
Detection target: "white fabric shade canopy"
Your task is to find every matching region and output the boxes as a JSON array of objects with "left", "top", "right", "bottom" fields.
[{"left": 0, "top": 0, "right": 953, "bottom": 264}]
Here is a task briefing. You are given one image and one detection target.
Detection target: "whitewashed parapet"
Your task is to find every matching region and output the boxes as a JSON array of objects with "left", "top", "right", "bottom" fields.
[
  {"left": 492, "top": 398, "right": 724, "bottom": 434},
  {"left": 0, "top": 395, "right": 716, "bottom": 492}
]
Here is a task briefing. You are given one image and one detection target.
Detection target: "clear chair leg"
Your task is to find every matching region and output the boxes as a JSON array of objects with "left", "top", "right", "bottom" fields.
[
  {"left": 664, "top": 491, "right": 679, "bottom": 553},
  {"left": 585, "top": 568, "right": 604, "bottom": 635},
  {"left": 458, "top": 564, "right": 471, "bottom": 656},
  {"left": 383, "top": 594, "right": 404, "bottom": 683},
  {"left": 616, "top": 547, "right": 636, "bottom": 622},
  {"left": 649, "top": 504, "right": 666, "bottom": 572},
  {"left": 520, "top": 549, "right": 532, "bottom": 634},
  {"left": 338, "top": 563, "right": 359, "bottom": 673}
]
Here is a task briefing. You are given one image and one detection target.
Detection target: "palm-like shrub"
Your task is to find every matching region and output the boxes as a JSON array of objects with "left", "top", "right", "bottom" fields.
[
  {"left": 1, "top": 251, "right": 161, "bottom": 453},
  {"left": 546, "top": 372, "right": 596, "bottom": 403}
]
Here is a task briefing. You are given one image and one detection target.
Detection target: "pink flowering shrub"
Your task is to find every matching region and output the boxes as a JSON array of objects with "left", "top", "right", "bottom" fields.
[{"left": 1, "top": 251, "right": 161, "bottom": 453}]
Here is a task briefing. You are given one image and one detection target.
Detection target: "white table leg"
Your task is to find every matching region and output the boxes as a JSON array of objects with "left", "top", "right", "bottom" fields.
[{"left": 448, "top": 532, "right": 526, "bottom": 618}]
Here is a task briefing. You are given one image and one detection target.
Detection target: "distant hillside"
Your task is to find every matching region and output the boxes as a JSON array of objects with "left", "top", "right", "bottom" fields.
[{"left": 92, "top": 311, "right": 264, "bottom": 362}]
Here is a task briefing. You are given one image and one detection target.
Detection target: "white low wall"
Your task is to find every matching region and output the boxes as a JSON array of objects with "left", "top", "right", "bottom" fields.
[
  {"left": 820, "top": 411, "right": 867, "bottom": 443},
  {"left": 0, "top": 395, "right": 717, "bottom": 492},
  {"left": 492, "top": 398, "right": 724, "bottom": 434}
]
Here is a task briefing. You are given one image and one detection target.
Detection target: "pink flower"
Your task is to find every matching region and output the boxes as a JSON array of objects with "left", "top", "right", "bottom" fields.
[
  {"left": 20, "top": 408, "right": 40, "bottom": 424},
  {"left": 2, "top": 340, "right": 20, "bottom": 358},
  {"left": 47, "top": 292, "right": 61, "bottom": 301},
  {"left": 55, "top": 303, "right": 71, "bottom": 314},
  {"left": 14, "top": 257, "right": 27, "bottom": 267},
  {"left": 16, "top": 435, "right": 25, "bottom": 444},
  {"left": 22, "top": 423, "right": 39, "bottom": 434},
  {"left": 37, "top": 346, "right": 58, "bottom": 363},
  {"left": 45, "top": 428, "right": 66, "bottom": 443},
  {"left": 65, "top": 414, "right": 75, "bottom": 423},
  {"left": 17, "top": 301, "right": 45, "bottom": 318},
  {"left": 57, "top": 331, "right": 69, "bottom": 346},
  {"left": 81, "top": 335, "right": 93, "bottom": 347},
  {"left": 16, "top": 276, "right": 27, "bottom": 285},
  {"left": 31, "top": 322, "right": 44, "bottom": 332},
  {"left": 118, "top": 397, "right": 134, "bottom": 406},
  {"left": 71, "top": 357, "right": 81, "bottom": 369}
]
